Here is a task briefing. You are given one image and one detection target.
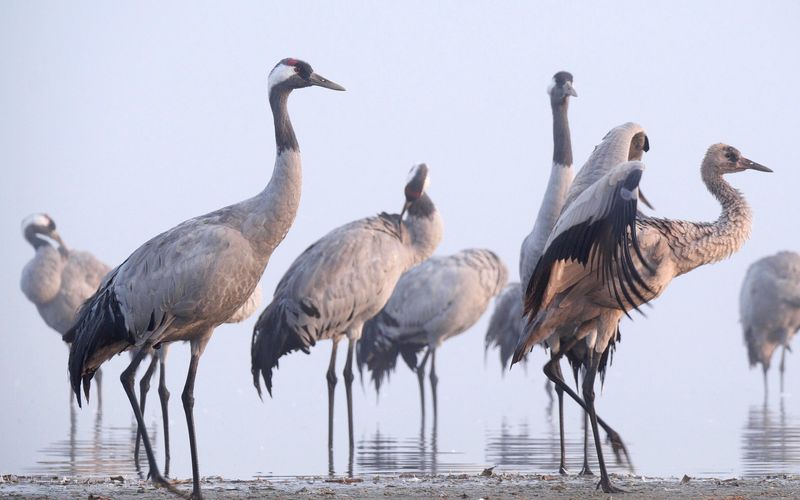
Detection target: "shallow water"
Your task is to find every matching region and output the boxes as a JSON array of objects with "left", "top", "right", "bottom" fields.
[{"left": 16, "top": 347, "right": 800, "bottom": 481}]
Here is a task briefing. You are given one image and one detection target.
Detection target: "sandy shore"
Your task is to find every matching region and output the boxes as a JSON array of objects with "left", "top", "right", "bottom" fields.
[{"left": 2, "top": 472, "right": 799, "bottom": 499}]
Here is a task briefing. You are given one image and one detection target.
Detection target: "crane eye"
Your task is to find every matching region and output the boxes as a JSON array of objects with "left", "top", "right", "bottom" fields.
[{"left": 725, "top": 151, "right": 739, "bottom": 162}]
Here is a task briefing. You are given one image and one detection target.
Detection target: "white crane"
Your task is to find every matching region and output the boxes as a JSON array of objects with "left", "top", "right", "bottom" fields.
[
  {"left": 740, "top": 251, "right": 800, "bottom": 395},
  {"left": 65, "top": 57, "right": 344, "bottom": 498},
  {"left": 251, "top": 164, "right": 443, "bottom": 451},
  {"left": 357, "top": 249, "right": 508, "bottom": 423},
  {"left": 514, "top": 144, "right": 771, "bottom": 492}
]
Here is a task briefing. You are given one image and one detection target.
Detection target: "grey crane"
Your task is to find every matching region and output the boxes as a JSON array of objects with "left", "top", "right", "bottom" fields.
[
  {"left": 740, "top": 251, "right": 800, "bottom": 395},
  {"left": 65, "top": 57, "right": 344, "bottom": 499},
  {"left": 21, "top": 213, "right": 111, "bottom": 404},
  {"left": 133, "top": 283, "right": 262, "bottom": 476},
  {"left": 486, "top": 74, "right": 644, "bottom": 475},
  {"left": 514, "top": 144, "right": 772, "bottom": 492},
  {"left": 251, "top": 163, "right": 443, "bottom": 452},
  {"left": 357, "top": 248, "right": 508, "bottom": 423}
]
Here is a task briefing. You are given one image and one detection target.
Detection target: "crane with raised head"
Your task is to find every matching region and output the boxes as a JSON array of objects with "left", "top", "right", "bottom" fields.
[{"left": 65, "top": 57, "right": 344, "bottom": 499}]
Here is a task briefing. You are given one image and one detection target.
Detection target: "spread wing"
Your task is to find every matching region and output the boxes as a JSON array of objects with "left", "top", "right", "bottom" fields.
[{"left": 524, "top": 161, "right": 653, "bottom": 322}]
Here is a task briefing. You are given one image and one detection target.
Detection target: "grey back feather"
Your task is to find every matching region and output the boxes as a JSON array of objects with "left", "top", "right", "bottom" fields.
[
  {"left": 358, "top": 249, "right": 507, "bottom": 391},
  {"left": 22, "top": 246, "right": 111, "bottom": 335},
  {"left": 484, "top": 282, "right": 525, "bottom": 370}
]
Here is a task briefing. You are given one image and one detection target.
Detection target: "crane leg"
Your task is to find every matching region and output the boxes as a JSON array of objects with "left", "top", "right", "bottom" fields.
[
  {"left": 95, "top": 368, "right": 103, "bottom": 410},
  {"left": 157, "top": 352, "right": 171, "bottom": 477},
  {"left": 763, "top": 364, "right": 769, "bottom": 402},
  {"left": 549, "top": 354, "right": 568, "bottom": 475},
  {"left": 579, "top": 407, "right": 594, "bottom": 476},
  {"left": 542, "top": 355, "right": 632, "bottom": 470},
  {"left": 429, "top": 348, "right": 439, "bottom": 429},
  {"left": 343, "top": 339, "right": 355, "bottom": 450},
  {"left": 583, "top": 353, "right": 623, "bottom": 493},
  {"left": 327, "top": 340, "right": 339, "bottom": 450},
  {"left": 120, "top": 347, "right": 176, "bottom": 494},
  {"left": 135, "top": 353, "right": 158, "bottom": 466},
  {"left": 182, "top": 345, "right": 205, "bottom": 500},
  {"left": 416, "top": 349, "right": 431, "bottom": 424},
  {"left": 779, "top": 347, "right": 787, "bottom": 395}
]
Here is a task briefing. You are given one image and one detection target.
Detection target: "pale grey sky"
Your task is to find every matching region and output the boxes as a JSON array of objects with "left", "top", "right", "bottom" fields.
[{"left": 1, "top": 1, "right": 798, "bottom": 478}]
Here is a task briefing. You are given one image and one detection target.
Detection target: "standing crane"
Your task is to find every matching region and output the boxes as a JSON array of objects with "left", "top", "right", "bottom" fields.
[
  {"left": 21, "top": 213, "right": 110, "bottom": 404},
  {"left": 357, "top": 248, "right": 508, "bottom": 424},
  {"left": 65, "top": 57, "right": 344, "bottom": 499},
  {"left": 251, "top": 164, "right": 443, "bottom": 451},
  {"left": 514, "top": 144, "right": 772, "bottom": 492},
  {"left": 740, "top": 251, "right": 800, "bottom": 395}
]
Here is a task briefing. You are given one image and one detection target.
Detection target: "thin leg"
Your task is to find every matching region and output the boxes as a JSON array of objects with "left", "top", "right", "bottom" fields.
[
  {"left": 579, "top": 407, "right": 594, "bottom": 476},
  {"left": 543, "top": 356, "right": 632, "bottom": 470},
  {"left": 416, "top": 349, "right": 432, "bottom": 424},
  {"left": 157, "top": 351, "right": 171, "bottom": 477},
  {"left": 582, "top": 353, "right": 623, "bottom": 493},
  {"left": 95, "top": 368, "right": 103, "bottom": 410},
  {"left": 779, "top": 347, "right": 787, "bottom": 395},
  {"left": 120, "top": 347, "right": 176, "bottom": 494},
  {"left": 550, "top": 354, "right": 568, "bottom": 475},
  {"left": 429, "top": 348, "right": 438, "bottom": 428},
  {"left": 343, "top": 339, "right": 356, "bottom": 449},
  {"left": 182, "top": 349, "right": 203, "bottom": 499},
  {"left": 763, "top": 364, "right": 769, "bottom": 402},
  {"left": 327, "top": 340, "right": 339, "bottom": 450},
  {"left": 135, "top": 353, "right": 159, "bottom": 465}
]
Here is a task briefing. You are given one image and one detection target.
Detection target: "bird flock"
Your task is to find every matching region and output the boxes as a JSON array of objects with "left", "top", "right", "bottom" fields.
[{"left": 19, "top": 57, "right": 794, "bottom": 497}]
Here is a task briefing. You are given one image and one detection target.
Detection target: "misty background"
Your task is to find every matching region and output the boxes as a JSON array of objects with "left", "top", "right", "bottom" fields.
[{"left": 1, "top": 1, "right": 798, "bottom": 478}]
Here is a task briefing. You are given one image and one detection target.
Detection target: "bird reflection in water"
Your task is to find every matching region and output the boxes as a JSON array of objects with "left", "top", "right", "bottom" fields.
[
  {"left": 31, "top": 400, "right": 154, "bottom": 476},
  {"left": 741, "top": 399, "right": 800, "bottom": 477},
  {"left": 355, "top": 419, "right": 471, "bottom": 476}
]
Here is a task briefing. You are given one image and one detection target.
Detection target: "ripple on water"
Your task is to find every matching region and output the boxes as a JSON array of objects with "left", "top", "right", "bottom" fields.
[{"left": 740, "top": 400, "right": 800, "bottom": 477}]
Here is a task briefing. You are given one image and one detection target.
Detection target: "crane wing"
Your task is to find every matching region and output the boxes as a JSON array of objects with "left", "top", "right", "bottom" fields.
[
  {"left": 524, "top": 161, "right": 653, "bottom": 321},
  {"left": 562, "top": 122, "right": 648, "bottom": 212}
]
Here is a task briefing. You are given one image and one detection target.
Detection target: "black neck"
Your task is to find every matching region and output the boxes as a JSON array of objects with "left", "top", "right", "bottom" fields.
[
  {"left": 551, "top": 97, "right": 572, "bottom": 166},
  {"left": 24, "top": 226, "right": 50, "bottom": 250},
  {"left": 269, "top": 87, "right": 298, "bottom": 152},
  {"left": 407, "top": 193, "right": 435, "bottom": 219}
]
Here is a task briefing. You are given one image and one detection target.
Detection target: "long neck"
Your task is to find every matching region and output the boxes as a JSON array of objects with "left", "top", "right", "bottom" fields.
[
  {"left": 551, "top": 97, "right": 572, "bottom": 167},
  {"left": 670, "top": 168, "right": 752, "bottom": 276},
  {"left": 242, "top": 88, "right": 303, "bottom": 258},
  {"left": 24, "top": 227, "right": 50, "bottom": 250},
  {"left": 403, "top": 194, "right": 443, "bottom": 267},
  {"left": 519, "top": 98, "right": 574, "bottom": 289}
]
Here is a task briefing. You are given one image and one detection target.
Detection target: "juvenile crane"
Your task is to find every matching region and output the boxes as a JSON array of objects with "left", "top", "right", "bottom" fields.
[
  {"left": 21, "top": 213, "right": 110, "bottom": 404},
  {"left": 66, "top": 57, "right": 344, "bottom": 499},
  {"left": 251, "top": 164, "right": 443, "bottom": 450},
  {"left": 514, "top": 144, "right": 772, "bottom": 492},
  {"left": 358, "top": 249, "right": 508, "bottom": 422},
  {"left": 740, "top": 251, "right": 800, "bottom": 395}
]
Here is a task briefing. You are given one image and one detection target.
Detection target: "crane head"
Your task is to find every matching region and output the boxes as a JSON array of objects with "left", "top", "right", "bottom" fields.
[
  {"left": 401, "top": 163, "right": 430, "bottom": 219},
  {"left": 21, "top": 213, "right": 66, "bottom": 251},
  {"left": 706, "top": 144, "right": 772, "bottom": 175},
  {"left": 547, "top": 71, "right": 577, "bottom": 102},
  {"left": 268, "top": 58, "right": 345, "bottom": 94}
]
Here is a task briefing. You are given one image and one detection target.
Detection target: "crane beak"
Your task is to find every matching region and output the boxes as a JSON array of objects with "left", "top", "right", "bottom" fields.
[
  {"left": 49, "top": 230, "right": 69, "bottom": 256},
  {"left": 740, "top": 157, "right": 772, "bottom": 173},
  {"left": 399, "top": 200, "right": 412, "bottom": 220},
  {"left": 638, "top": 189, "right": 655, "bottom": 210},
  {"left": 308, "top": 72, "right": 346, "bottom": 91},
  {"left": 564, "top": 82, "right": 578, "bottom": 97}
]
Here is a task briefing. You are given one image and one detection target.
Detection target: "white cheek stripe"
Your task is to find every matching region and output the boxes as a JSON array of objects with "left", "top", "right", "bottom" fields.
[
  {"left": 268, "top": 64, "right": 296, "bottom": 92},
  {"left": 21, "top": 213, "right": 51, "bottom": 233}
]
